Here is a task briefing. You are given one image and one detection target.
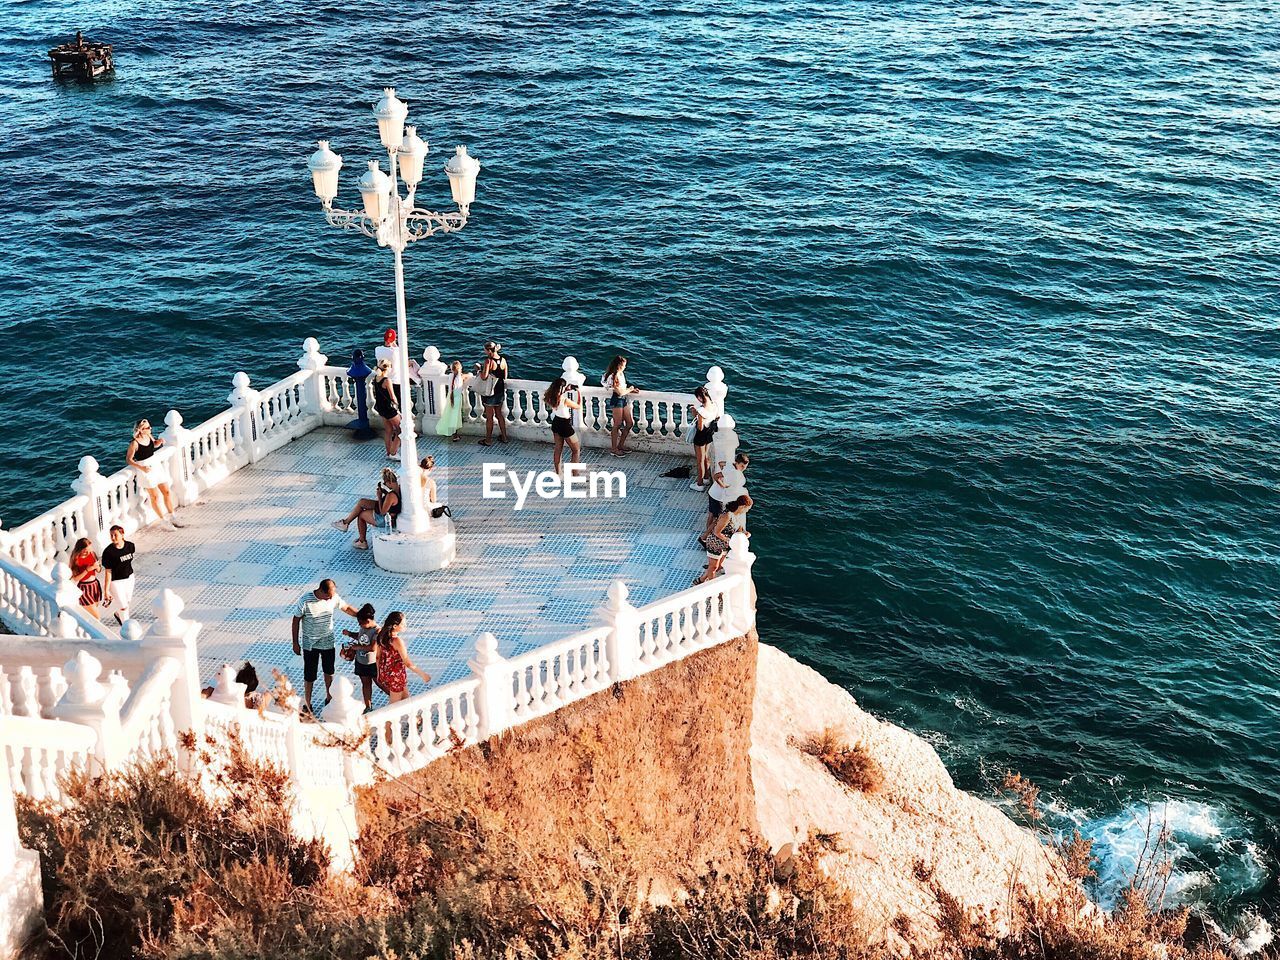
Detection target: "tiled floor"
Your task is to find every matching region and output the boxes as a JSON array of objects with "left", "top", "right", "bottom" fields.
[{"left": 129, "top": 429, "right": 709, "bottom": 703}]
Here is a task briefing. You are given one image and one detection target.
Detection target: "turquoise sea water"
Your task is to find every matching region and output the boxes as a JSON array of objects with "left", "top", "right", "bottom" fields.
[{"left": 1, "top": 0, "right": 1277, "bottom": 939}]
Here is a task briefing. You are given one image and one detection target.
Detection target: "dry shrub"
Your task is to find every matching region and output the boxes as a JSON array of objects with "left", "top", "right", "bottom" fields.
[
  {"left": 797, "top": 727, "right": 884, "bottom": 793},
  {"left": 16, "top": 731, "right": 333, "bottom": 959}
]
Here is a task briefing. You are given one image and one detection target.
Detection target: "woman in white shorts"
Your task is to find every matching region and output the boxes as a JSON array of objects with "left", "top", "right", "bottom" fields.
[{"left": 128, "top": 419, "right": 183, "bottom": 529}]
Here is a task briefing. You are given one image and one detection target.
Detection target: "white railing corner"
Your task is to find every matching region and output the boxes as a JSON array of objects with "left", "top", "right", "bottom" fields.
[
  {"left": 418, "top": 345, "right": 447, "bottom": 429},
  {"left": 71, "top": 456, "right": 105, "bottom": 547},
  {"left": 468, "top": 632, "right": 512, "bottom": 740},
  {"left": 723, "top": 533, "right": 757, "bottom": 634},
  {"left": 140, "top": 590, "right": 204, "bottom": 755},
  {"left": 600, "top": 580, "right": 640, "bottom": 682},
  {"left": 49, "top": 650, "right": 128, "bottom": 769}
]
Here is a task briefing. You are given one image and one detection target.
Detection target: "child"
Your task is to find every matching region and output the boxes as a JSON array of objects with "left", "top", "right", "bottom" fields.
[{"left": 341, "top": 603, "right": 379, "bottom": 712}]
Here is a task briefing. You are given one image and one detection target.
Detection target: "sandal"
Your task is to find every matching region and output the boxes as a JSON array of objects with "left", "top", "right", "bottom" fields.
[
  {"left": 353, "top": 539, "right": 370, "bottom": 550},
  {"left": 478, "top": 439, "right": 493, "bottom": 447},
  {"left": 331, "top": 520, "right": 349, "bottom": 531}
]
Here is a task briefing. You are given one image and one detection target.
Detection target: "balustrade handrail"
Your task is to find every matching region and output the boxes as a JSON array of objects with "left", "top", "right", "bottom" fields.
[
  {"left": 119, "top": 657, "right": 179, "bottom": 736},
  {"left": 0, "top": 712, "right": 98, "bottom": 751}
]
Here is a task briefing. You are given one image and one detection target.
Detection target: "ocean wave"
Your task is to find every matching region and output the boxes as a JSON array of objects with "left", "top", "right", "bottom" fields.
[{"left": 1060, "top": 799, "right": 1272, "bottom": 952}]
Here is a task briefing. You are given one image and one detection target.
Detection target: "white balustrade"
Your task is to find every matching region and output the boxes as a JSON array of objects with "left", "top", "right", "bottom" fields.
[
  {"left": 508, "top": 626, "right": 612, "bottom": 721},
  {"left": 255, "top": 370, "right": 314, "bottom": 457},
  {"left": 2, "top": 715, "right": 97, "bottom": 802},
  {"left": 5, "top": 496, "right": 91, "bottom": 576},
  {"left": 367, "top": 676, "right": 481, "bottom": 774},
  {"left": 117, "top": 657, "right": 180, "bottom": 767},
  {"left": 633, "top": 575, "right": 740, "bottom": 673}
]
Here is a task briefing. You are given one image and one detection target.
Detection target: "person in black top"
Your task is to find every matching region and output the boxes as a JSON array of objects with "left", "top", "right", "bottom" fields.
[
  {"left": 372, "top": 360, "right": 402, "bottom": 460},
  {"left": 101, "top": 525, "right": 137, "bottom": 625},
  {"left": 477, "top": 340, "right": 509, "bottom": 446}
]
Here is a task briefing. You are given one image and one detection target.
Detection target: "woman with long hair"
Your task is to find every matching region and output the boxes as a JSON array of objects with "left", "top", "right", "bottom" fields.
[
  {"left": 688, "top": 385, "right": 718, "bottom": 491},
  {"left": 695, "top": 494, "right": 752, "bottom": 585},
  {"left": 127, "top": 418, "right": 183, "bottom": 529},
  {"left": 374, "top": 611, "right": 431, "bottom": 705},
  {"left": 602, "top": 355, "right": 640, "bottom": 457},
  {"left": 434, "top": 360, "right": 469, "bottom": 442},
  {"left": 69, "top": 536, "right": 103, "bottom": 620},
  {"left": 544, "top": 376, "right": 582, "bottom": 474},
  {"left": 372, "top": 360, "right": 401, "bottom": 460},
  {"left": 333, "top": 467, "right": 401, "bottom": 550}
]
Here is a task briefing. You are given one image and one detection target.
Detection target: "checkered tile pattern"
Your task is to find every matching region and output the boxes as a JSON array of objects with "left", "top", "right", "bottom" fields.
[{"left": 128, "top": 429, "right": 710, "bottom": 709}]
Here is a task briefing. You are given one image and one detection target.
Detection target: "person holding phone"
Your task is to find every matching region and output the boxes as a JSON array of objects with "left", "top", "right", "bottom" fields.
[{"left": 544, "top": 376, "right": 582, "bottom": 474}]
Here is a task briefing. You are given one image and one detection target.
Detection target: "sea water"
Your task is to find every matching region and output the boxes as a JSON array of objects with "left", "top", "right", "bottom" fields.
[{"left": 0, "top": 0, "right": 1275, "bottom": 941}]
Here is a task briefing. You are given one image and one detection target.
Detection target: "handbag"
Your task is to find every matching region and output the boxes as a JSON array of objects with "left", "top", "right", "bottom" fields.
[{"left": 683, "top": 422, "right": 697, "bottom": 443}]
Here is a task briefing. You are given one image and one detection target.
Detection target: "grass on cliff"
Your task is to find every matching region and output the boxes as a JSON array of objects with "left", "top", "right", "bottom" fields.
[
  {"left": 796, "top": 726, "right": 884, "bottom": 793},
  {"left": 15, "top": 740, "right": 1246, "bottom": 960}
]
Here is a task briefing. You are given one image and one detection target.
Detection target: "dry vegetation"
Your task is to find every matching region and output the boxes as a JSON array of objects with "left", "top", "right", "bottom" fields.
[
  {"left": 9, "top": 643, "right": 1251, "bottom": 960},
  {"left": 795, "top": 726, "right": 885, "bottom": 793}
]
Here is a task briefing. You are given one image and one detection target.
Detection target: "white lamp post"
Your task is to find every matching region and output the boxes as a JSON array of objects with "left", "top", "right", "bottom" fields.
[{"left": 306, "top": 87, "right": 481, "bottom": 573}]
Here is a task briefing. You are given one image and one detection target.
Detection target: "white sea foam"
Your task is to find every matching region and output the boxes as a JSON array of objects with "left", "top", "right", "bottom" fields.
[{"left": 1062, "top": 799, "right": 1272, "bottom": 953}]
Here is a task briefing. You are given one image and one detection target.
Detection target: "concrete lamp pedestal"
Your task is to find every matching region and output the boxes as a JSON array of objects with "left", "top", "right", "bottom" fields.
[{"left": 372, "top": 518, "right": 457, "bottom": 573}]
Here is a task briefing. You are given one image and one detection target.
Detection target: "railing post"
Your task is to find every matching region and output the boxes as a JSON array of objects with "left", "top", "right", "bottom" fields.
[
  {"left": 71, "top": 456, "right": 105, "bottom": 548},
  {"left": 323, "top": 676, "right": 372, "bottom": 797},
  {"left": 162, "top": 410, "right": 198, "bottom": 507},
  {"left": 418, "top": 345, "right": 448, "bottom": 433},
  {"left": 600, "top": 580, "right": 640, "bottom": 682},
  {"left": 208, "top": 664, "right": 246, "bottom": 707},
  {"left": 705, "top": 364, "right": 728, "bottom": 416},
  {"left": 723, "top": 533, "right": 757, "bottom": 635},
  {"left": 297, "top": 337, "right": 330, "bottom": 423},
  {"left": 469, "top": 632, "right": 512, "bottom": 740},
  {"left": 561, "top": 356, "right": 587, "bottom": 431},
  {"left": 0, "top": 737, "right": 44, "bottom": 959},
  {"left": 50, "top": 650, "right": 128, "bottom": 771},
  {"left": 712, "top": 412, "right": 740, "bottom": 476},
  {"left": 140, "top": 591, "right": 204, "bottom": 761},
  {"left": 228, "top": 372, "right": 261, "bottom": 464},
  {"left": 51, "top": 562, "right": 81, "bottom": 639}
]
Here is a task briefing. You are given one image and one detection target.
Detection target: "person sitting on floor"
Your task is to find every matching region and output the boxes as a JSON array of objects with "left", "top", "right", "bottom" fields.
[{"left": 333, "top": 467, "right": 401, "bottom": 550}]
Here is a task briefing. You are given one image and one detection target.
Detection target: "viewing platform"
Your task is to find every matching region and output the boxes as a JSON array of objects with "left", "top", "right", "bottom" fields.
[
  {"left": 125, "top": 426, "right": 708, "bottom": 688},
  {"left": 0, "top": 340, "right": 736, "bottom": 689}
]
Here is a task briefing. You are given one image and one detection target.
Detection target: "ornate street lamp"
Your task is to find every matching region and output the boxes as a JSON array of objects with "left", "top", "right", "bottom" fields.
[{"left": 306, "top": 88, "right": 481, "bottom": 573}]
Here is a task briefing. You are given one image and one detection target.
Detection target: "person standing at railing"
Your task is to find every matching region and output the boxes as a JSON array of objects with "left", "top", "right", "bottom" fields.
[
  {"left": 291, "top": 578, "right": 360, "bottom": 713},
  {"left": 340, "top": 603, "right": 380, "bottom": 712},
  {"left": 695, "top": 494, "right": 752, "bottom": 585},
  {"left": 374, "top": 328, "right": 420, "bottom": 392},
  {"left": 705, "top": 452, "right": 750, "bottom": 538},
  {"left": 545, "top": 377, "right": 582, "bottom": 474},
  {"left": 374, "top": 611, "right": 432, "bottom": 705},
  {"left": 602, "top": 355, "right": 641, "bottom": 458},
  {"left": 69, "top": 537, "right": 103, "bottom": 620},
  {"left": 435, "top": 360, "right": 470, "bottom": 442},
  {"left": 475, "top": 340, "right": 509, "bottom": 446},
  {"left": 127, "top": 419, "right": 184, "bottom": 530},
  {"left": 100, "top": 525, "right": 136, "bottom": 625},
  {"left": 688, "top": 385, "right": 719, "bottom": 491},
  {"left": 372, "top": 360, "right": 402, "bottom": 460}
]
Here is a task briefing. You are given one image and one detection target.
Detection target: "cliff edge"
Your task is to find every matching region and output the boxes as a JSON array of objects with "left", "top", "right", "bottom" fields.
[{"left": 751, "top": 642, "right": 1067, "bottom": 949}]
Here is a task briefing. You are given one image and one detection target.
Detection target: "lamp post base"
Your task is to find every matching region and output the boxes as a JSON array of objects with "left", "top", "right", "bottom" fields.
[{"left": 371, "top": 521, "right": 456, "bottom": 574}]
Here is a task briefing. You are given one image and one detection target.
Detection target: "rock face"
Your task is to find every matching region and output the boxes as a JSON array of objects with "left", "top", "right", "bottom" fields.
[{"left": 750, "top": 642, "right": 1067, "bottom": 950}]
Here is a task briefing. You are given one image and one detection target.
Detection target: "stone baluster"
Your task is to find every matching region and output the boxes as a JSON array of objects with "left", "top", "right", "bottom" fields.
[
  {"left": 0, "top": 729, "right": 44, "bottom": 955},
  {"left": 13, "top": 667, "right": 38, "bottom": 718},
  {"left": 297, "top": 337, "right": 329, "bottom": 423},
  {"left": 227, "top": 372, "right": 262, "bottom": 465},
  {"left": 208, "top": 663, "right": 246, "bottom": 707},
  {"left": 140, "top": 592, "right": 203, "bottom": 764},
  {"left": 418, "top": 346, "right": 448, "bottom": 431},
  {"left": 723, "top": 533, "right": 757, "bottom": 635},
  {"left": 705, "top": 364, "right": 728, "bottom": 418},
  {"left": 162, "top": 410, "right": 198, "bottom": 506},
  {"left": 711, "top": 412, "right": 740, "bottom": 480},
  {"left": 51, "top": 562, "right": 81, "bottom": 639},
  {"left": 600, "top": 580, "right": 640, "bottom": 683},
  {"left": 51, "top": 650, "right": 128, "bottom": 770},
  {"left": 71, "top": 456, "right": 106, "bottom": 548},
  {"left": 469, "top": 632, "right": 513, "bottom": 740},
  {"left": 562, "top": 356, "right": 587, "bottom": 431}
]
